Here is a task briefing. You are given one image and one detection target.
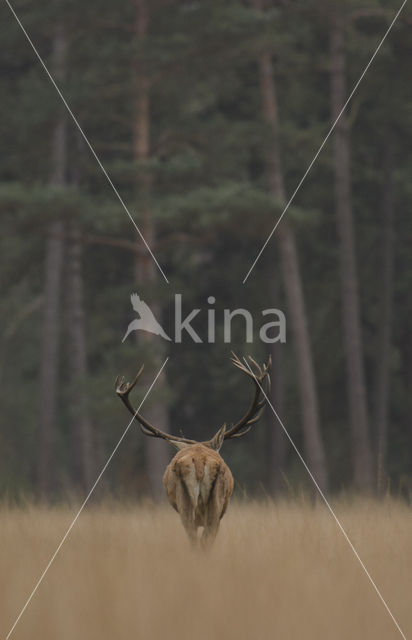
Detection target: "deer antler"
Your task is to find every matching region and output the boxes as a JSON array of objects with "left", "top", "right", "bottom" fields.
[
  {"left": 218, "top": 352, "right": 271, "bottom": 442},
  {"left": 115, "top": 365, "right": 197, "bottom": 447},
  {"left": 116, "top": 354, "right": 270, "bottom": 451}
]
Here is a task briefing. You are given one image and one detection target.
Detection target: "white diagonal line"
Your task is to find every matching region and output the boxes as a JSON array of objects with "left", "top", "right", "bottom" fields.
[
  {"left": 4, "top": 358, "right": 169, "bottom": 640},
  {"left": 3, "top": 0, "right": 169, "bottom": 285},
  {"left": 243, "top": 0, "right": 407, "bottom": 284},
  {"left": 242, "top": 357, "right": 407, "bottom": 639}
]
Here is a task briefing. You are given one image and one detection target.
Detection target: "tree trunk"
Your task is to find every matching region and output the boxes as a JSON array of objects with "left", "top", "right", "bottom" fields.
[
  {"left": 373, "top": 144, "right": 394, "bottom": 493},
  {"left": 330, "top": 14, "right": 374, "bottom": 491},
  {"left": 267, "top": 329, "right": 286, "bottom": 495},
  {"left": 257, "top": 45, "right": 328, "bottom": 494},
  {"left": 133, "top": 0, "right": 170, "bottom": 499},
  {"left": 37, "top": 22, "right": 67, "bottom": 498},
  {"left": 65, "top": 219, "right": 94, "bottom": 492}
]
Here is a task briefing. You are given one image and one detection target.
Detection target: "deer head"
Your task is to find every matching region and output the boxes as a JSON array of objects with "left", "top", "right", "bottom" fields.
[{"left": 115, "top": 353, "right": 271, "bottom": 548}]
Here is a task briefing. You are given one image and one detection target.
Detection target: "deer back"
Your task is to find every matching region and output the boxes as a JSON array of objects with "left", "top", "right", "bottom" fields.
[{"left": 163, "top": 444, "right": 234, "bottom": 527}]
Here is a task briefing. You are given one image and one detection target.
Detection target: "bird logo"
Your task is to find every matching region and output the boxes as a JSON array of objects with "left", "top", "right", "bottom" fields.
[{"left": 122, "top": 293, "right": 171, "bottom": 343}]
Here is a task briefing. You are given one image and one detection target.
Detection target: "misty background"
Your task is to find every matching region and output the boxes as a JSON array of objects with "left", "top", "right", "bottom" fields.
[{"left": 1, "top": 0, "right": 411, "bottom": 501}]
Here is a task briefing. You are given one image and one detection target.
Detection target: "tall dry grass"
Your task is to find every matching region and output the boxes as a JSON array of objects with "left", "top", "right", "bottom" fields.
[{"left": 1, "top": 498, "right": 411, "bottom": 639}]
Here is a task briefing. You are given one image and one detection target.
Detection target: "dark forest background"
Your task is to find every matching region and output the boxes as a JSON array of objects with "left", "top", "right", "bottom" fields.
[{"left": 1, "top": 0, "right": 411, "bottom": 501}]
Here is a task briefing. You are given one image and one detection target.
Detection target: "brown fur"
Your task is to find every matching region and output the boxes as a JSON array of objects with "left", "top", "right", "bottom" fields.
[{"left": 163, "top": 444, "right": 234, "bottom": 549}]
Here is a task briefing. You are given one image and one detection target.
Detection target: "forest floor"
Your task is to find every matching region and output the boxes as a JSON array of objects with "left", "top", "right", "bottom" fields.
[{"left": 1, "top": 498, "right": 411, "bottom": 640}]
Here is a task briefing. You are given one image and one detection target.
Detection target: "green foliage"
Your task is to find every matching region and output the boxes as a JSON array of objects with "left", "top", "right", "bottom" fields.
[{"left": 0, "top": 0, "right": 411, "bottom": 497}]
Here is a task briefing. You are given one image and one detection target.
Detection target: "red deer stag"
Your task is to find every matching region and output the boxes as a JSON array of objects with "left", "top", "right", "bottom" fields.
[{"left": 115, "top": 353, "right": 271, "bottom": 548}]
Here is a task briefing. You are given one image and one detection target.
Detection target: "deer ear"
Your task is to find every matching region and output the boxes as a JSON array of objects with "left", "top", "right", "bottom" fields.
[
  {"left": 169, "top": 440, "right": 191, "bottom": 451},
  {"left": 208, "top": 424, "right": 226, "bottom": 451}
]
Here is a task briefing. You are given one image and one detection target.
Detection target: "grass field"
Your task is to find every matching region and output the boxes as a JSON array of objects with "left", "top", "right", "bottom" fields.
[{"left": 1, "top": 498, "right": 411, "bottom": 639}]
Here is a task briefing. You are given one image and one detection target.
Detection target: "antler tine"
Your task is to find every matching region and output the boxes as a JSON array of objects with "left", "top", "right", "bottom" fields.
[
  {"left": 227, "top": 426, "right": 252, "bottom": 439},
  {"left": 224, "top": 402, "right": 266, "bottom": 440},
  {"left": 231, "top": 353, "right": 269, "bottom": 387},
  {"left": 245, "top": 406, "right": 265, "bottom": 425},
  {"left": 115, "top": 374, "right": 126, "bottom": 390},
  {"left": 247, "top": 355, "right": 262, "bottom": 374},
  {"left": 248, "top": 356, "right": 272, "bottom": 389},
  {"left": 230, "top": 352, "right": 244, "bottom": 369},
  {"left": 115, "top": 365, "right": 145, "bottom": 394},
  {"left": 129, "top": 364, "right": 145, "bottom": 389},
  {"left": 265, "top": 356, "right": 272, "bottom": 393},
  {"left": 140, "top": 424, "right": 160, "bottom": 438},
  {"left": 231, "top": 352, "right": 257, "bottom": 378}
]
